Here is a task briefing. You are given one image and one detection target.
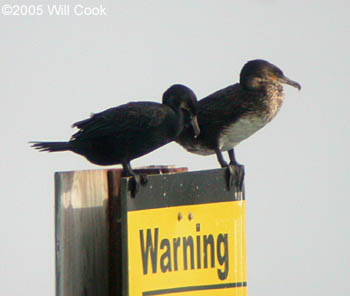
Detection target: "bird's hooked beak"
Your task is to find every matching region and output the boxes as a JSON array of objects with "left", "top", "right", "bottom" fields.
[
  {"left": 190, "top": 115, "right": 200, "bottom": 138},
  {"left": 279, "top": 75, "right": 301, "bottom": 90}
]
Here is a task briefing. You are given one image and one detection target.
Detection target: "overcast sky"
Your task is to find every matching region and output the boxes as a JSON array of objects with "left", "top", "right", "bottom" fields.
[{"left": 1, "top": 0, "right": 349, "bottom": 295}]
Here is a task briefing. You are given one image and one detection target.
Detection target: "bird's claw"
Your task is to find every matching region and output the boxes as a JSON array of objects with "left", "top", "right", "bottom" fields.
[
  {"left": 234, "top": 164, "right": 245, "bottom": 192},
  {"left": 129, "top": 174, "right": 148, "bottom": 198},
  {"left": 129, "top": 175, "right": 141, "bottom": 198},
  {"left": 225, "top": 164, "right": 245, "bottom": 192},
  {"left": 140, "top": 174, "right": 148, "bottom": 186},
  {"left": 225, "top": 165, "right": 235, "bottom": 190},
  {"left": 234, "top": 163, "right": 245, "bottom": 192}
]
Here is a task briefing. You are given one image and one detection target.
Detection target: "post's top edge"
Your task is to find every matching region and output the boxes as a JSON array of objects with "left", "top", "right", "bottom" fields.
[
  {"left": 54, "top": 166, "right": 191, "bottom": 176},
  {"left": 55, "top": 168, "right": 121, "bottom": 175}
]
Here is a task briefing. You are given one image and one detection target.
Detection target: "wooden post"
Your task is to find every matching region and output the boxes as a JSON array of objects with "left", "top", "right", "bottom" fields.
[
  {"left": 55, "top": 170, "right": 110, "bottom": 296},
  {"left": 55, "top": 166, "right": 246, "bottom": 296},
  {"left": 55, "top": 166, "right": 187, "bottom": 296}
]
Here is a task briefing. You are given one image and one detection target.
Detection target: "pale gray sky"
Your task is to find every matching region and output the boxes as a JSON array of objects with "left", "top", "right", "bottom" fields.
[{"left": 1, "top": 0, "right": 349, "bottom": 295}]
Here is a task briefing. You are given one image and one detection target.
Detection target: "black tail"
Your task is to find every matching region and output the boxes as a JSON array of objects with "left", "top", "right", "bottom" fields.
[{"left": 30, "top": 141, "right": 72, "bottom": 152}]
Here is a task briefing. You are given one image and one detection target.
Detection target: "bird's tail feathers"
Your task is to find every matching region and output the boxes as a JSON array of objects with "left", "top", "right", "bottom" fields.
[{"left": 30, "top": 141, "right": 71, "bottom": 152}]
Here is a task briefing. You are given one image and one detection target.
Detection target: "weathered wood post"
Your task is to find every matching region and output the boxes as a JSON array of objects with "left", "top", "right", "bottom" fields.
[{"left": 55, "top": 166, "right": 247, "bottom": 296}]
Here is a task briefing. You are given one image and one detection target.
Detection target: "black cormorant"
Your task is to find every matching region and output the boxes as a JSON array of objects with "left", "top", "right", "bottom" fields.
[
  {"left": 176, "top": 59, "right": 301, "bottom": 190},
  {"left": 31, "top": 84, "right": 200, "bottom": 197}
]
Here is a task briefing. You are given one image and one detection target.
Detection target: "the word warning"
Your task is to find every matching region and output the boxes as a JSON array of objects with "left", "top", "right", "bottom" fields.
[{"left": 127, "top": 201, "right": 247, "bottom": 295}]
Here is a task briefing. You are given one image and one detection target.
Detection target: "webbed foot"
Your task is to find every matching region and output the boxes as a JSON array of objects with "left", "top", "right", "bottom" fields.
[
  {"left": 225, "top": 165, "right": 235, "bottom": 190},
  {"left": 230, "top": 163, "right": 245, "bottom": 192},
  {"left": 129, "top": 175, "right": 140, "bottom": 198}
]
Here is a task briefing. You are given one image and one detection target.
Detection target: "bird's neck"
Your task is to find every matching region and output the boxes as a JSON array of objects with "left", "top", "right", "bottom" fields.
[
  {"left": 176, "top": 108, "right": 186, "bottom": 128},
  {"left": 260, "top": 83, "right": 285, "bottom": 122},
  {"left": 169, "top": 108, "right": 186, "bottom": 138}
]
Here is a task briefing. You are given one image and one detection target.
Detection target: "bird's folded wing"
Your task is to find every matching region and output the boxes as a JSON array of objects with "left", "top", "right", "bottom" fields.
[{"left": 71, "top": 102, "right": 168, "bottom": 140}]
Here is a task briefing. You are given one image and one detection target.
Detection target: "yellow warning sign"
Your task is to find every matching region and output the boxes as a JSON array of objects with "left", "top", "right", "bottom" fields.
[{"left": 127, "top": 200, "right": 247, "bottom": 295}]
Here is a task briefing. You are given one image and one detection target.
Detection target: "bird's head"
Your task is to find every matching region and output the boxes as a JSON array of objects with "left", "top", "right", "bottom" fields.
[
  {"left": 162, "top": 84, "right": 200, "bottom": 137},
  {"left": 240, "top": 59, "right": 301, "bottom": 91}
]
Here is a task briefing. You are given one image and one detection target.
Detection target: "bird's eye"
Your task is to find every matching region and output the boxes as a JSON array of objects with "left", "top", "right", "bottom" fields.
[{"left": 275, "top": 69, "right": 283, "bottom": 77}]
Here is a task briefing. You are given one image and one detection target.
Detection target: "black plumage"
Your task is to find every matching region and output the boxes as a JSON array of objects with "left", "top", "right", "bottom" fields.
[
  {"left": 177, "top": 59, "right": 301, "bottom": 189},
  {"left": 31, "top": 84, "right": 199, "bottom": 196}
]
